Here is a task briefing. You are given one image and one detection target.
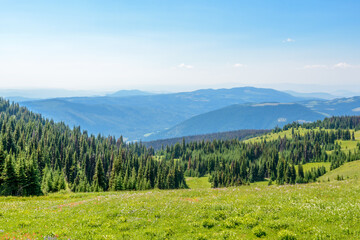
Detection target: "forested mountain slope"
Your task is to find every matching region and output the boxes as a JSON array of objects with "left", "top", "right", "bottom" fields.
[
  {"left": 304, "top": 96, "right": 360, "bottom": 116},
  {"left": 157, "top": 116, "right": 360, "bottom": 187},
  {"left": 144, "top": 129, "right": 270, "bottom": 150},
  {"left": 0, "top": 99, "right": 186, "bottom": 196},
  {"left": 149, "top": 103, "right": 325, "bottom": 140},
  {"left": 20, "top": 87, "right": 302, "bottom": 141},
  {"left": 2, "top": 95, "right": 360, "bottom": 196}
]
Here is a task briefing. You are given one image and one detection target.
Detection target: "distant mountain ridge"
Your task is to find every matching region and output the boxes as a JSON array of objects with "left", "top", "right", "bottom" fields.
[
  {"left": 147, "top": 103, "right": 326, "bottom": 140},
  {"left": 14, "top": 86, "right": 360, "bottom": 141},
  {"left": 107, "top": 90, "right": 153, "bottom": 97},
  {"left": 304, "top": 96, "right": 360, "bottom": 116},
  {"left": 143, "top": 129, "right": 270, "bottom": 150},
  {"left": 285, "top": 90, "right": 338, "bottom": 100},
  {"left": 20, "top": 87, "right": 303, "bottom": 140}
]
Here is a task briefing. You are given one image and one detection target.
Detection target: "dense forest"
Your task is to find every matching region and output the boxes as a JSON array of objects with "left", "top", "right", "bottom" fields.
[
  {"left": 158, "top": 117, "right": 360, "bottom": 187},
  {"left": 144, "top": 129, "right": 270, "bottom": 150},
  {"left": 0, "top": 99, "right": 187, "bottom": 196},
  {"left": 1, "top": 97, "right": 360, "bottom": 196}
]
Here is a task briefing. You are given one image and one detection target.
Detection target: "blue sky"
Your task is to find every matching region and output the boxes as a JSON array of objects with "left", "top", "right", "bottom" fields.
[{"left": 0, "top": 0, "right": 359, "bottom": 92}]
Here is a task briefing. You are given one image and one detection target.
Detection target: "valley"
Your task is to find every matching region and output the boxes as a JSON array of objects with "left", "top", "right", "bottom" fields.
[
  {"left": 16, "top": 87, "right": 360, "bottom": 142},
  {"left": 2, "top": 1, "right": 360, "bottom": 239}
]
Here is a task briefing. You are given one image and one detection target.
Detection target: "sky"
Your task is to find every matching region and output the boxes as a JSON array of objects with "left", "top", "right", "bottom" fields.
[{"left": 0, "top": 0, "right": 360, "bottom": 93}]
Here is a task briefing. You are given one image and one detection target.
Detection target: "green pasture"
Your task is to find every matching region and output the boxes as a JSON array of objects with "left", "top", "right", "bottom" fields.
[{"left": 1, "top": 176, "right": 360, "bottom": 239}]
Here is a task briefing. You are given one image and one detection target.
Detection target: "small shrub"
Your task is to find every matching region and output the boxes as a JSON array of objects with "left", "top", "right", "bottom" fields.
[
  {"left": 240, "top": 216, "right": 258, "bottom": 228},
  {"left": 202, "top": 219, "right": 216, "bottom": 228},
  {"left": 213, "top": 211, "right": 227, "bottom": 221},
  {"left": 223, "top": 220, "right": 236, "bottom": 229},
  {"left": 278, "top": 229, "right": 297, "bottom": 240},
  {"left": 252, "top": 226, "right": 266, "bottom": 238},
  {"left": 223, "top": 216, "right": 241, "bottom": 228},
  {"left": 118, "top": 216, "right": 127, "bottom": 223}
]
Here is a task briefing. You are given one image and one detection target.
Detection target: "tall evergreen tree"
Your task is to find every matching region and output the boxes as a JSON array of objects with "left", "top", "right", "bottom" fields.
[{"left": 93, "top": 158, "right": 106, "bottom": 191}]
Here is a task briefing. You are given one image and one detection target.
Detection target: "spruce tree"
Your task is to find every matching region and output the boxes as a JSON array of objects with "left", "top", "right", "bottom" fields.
[
  {"left": 2, "top": 156, "right": 18, "bottom": 195},
  {"left": 93, "top": 158, "right": 106, "bottom": 191}
]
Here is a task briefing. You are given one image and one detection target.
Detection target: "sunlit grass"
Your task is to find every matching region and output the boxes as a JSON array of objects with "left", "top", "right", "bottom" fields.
[
  {"left": 1, "top": 178, "right": 360, "bottom": 239},
  {"left": 246, "top": 128, "right": 360, "bottom": 153},
  {"left": 319, "top": 160, "right": 360, "bottom": 181},
  {"left": 186, "top": 176, "right": 211, "bottom": 189},
  {"left": 296, "top": 162, "right": 331, "bottom": 172}
]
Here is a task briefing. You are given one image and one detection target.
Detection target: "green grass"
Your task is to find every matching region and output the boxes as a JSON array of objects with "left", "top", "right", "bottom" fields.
[
  {"left": 186, "top": 177, "right": 212, "bottom": 189},
  {"left": 244, "top": 129, "right": 293, "bottom": 143},
  {"left": 246, "top": 128, "right": 360, "bottom": 153},
  {"left": 296, "top": 162, "right": 331, "bottom": 172},
  {"left": 336, "top": 140, "right": 359, "bottom": 151},
  {"left": 319, "top": 160, "right": 360, "bottom": 181},
  {"left": 1, "top": 178, "right": 360, "bottom": 239}
]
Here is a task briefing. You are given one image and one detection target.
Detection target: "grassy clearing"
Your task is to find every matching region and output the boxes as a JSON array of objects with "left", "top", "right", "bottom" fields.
[
  {"left": 244, "top": 129, "right": 293, "bottom": 143},
  {"left": 1, "top": 178, "right": 360, "bottom": 239},
  {"left": 319, "top": 160, "right": 360, "bottom": 181},
  {"left": 186, "top": 177, "right": 212, "bottom": 189},
  {"left": 296, "top": 162, "right": 331, "bottom": 172},
  {"left": 336, "top": 139, "right": 359, "bottom": 151},
  {"left": 246, "top": 128, "right": 360, "bottom": 152}
]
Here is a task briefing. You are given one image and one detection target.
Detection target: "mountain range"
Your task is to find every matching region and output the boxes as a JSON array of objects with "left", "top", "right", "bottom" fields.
[
  {"left": 148, "top": 103, "right": 325, "bottom": 140},
  {"left": 19, "top": 87, "right": 301, "bottom": 140},
  {"left": 4, "top": 87, "right": 359, "bottom": 141}
]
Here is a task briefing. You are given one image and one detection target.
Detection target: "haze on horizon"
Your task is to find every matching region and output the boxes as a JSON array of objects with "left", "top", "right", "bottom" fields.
[{"left": 1, "top": 0, "right": 359, "bottom": 93}]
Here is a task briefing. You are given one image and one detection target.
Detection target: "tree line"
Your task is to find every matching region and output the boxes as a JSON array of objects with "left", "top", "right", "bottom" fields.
[
  {"left": 0, "top": 99, "right": 187, "bottom": 196},
  {"left": 1, "top": 97, "right": 359, "bottom": 195},
  {"left": 158, "top": 116, "right": 360, "bottom": 187}
]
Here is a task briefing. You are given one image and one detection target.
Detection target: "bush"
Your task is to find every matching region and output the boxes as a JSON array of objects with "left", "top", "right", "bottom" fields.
[
  {"left": 223, "top": 216, "right": 241, "bottom": 228},
  {"left": 240, "top": 216, "right": 258, "bottom": 228},
  {"left": 278, "top": 230, "right": 297, "bottom": 240},
  {"left": 202, "top": 219, "right": 216, "bottom": 229},
  {"left": 252, "top": 226, "right": 266, "bottom": 238}
]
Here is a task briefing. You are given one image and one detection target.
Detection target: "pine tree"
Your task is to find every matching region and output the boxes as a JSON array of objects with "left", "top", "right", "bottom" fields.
[
  {"left": 17, "top": 158, "right": 27, "bottom": 195},
  {"left": 93, "top": 158, "right": 106, "bottom": 191},
  {"left": 26, "top": 158, "right": 42, "bottom": 195},
  {"left": 2, "top": 156, "right": 18, "bottom": 195},
  {"left": 0, "top": 148, "right": 5, "bottom": 186}
]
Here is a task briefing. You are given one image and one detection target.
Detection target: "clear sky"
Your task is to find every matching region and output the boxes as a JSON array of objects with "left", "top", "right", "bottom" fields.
[{"left": 0, "top": 0, "right": 359, "bottom": 93}]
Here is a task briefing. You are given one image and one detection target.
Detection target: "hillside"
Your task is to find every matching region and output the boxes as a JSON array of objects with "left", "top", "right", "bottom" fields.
[
  {"left": 0, "top": 98, "right": 186, "bottom": 197},
  {"left": 319, "top": 160, "right": 360, "bottom": 181},
  {"left": 305, "top": 96, "right": 360, "bottom": 116},
  {"left": 20, "top": 87, "right": 303, "bottom": 141},
  {"left": 143, "top": 129, "right": 270, "bottom": 150},
  {"left": 2, "top": 179, "right": 359, "bottom": 239},
  {"left": 150, "top": 103, "right": 325, "bottom": 140},
  {"left": 107, "top": 89, "right": 153, "bottom": 97}
]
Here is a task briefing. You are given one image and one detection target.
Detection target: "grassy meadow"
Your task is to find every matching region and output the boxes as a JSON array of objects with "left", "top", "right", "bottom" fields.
[
  {"left": 1, "top": 176, "right": 360, "bottom": 239},
  {"left": 296, "top": 162, "right": 331, "bottom": 172},
  {"left": 318, "top": 160, "right": 360, "bottom": 181},
  {"left": 245, "top": 128, "right": 360, "bottom": 150},
  {"left": 1, "top": 128, "right": 360, "bottom": 239}
]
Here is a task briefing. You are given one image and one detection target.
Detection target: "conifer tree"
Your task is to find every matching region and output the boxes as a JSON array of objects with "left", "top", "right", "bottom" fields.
[
  {"left": 2, "top": 156, "right": 18, "bottom": 195},
  {"left": 93, "top": 158, "right": 106, "bottom": 192}
]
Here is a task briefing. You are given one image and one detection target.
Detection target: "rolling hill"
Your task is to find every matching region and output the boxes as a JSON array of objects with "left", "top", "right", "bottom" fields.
[
  {"left": 143, "top": 129, "right": 270, "bottom": 150},
  {"left": 106, "top": 89, "right": 153, "bottom": 97},
  {"left": 20, "top": 87, "right": 303, "bottom": 140},
  {"left": 148, "top": 103, "right": 326, "bottom": 140},
  {"left": 319, "top": 160, "right": 360, "bottom": 181},
  {"left": 305, "top": 96, "right": 360, "bottom": 116}
]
